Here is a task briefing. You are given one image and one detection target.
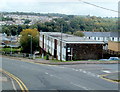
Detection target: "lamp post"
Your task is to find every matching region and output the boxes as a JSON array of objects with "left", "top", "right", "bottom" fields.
[
  {"left": 10, "top": 35, "right": 12, "bottom": 55},
  {"left": 28, "top": 34, "right": 39, "bottom": 59},
  {"left": 28, "top": 35, "right": 32, "bottom": 58}
]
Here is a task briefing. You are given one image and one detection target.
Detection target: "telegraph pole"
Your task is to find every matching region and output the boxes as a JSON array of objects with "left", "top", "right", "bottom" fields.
[{"left": 60, "top": 24, "right": 63, "bottom": 61}]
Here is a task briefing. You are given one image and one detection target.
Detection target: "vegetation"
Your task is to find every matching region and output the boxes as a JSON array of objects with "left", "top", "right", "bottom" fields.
[
  {"left": 24, "top": 19, "right": 31, "bottom": 24},
  {"left": 1, "top": 16, "right": 13, "bottom": 21},
  {"left": 73, "top": 31, "right": 84, "bottom": 37},
  {"left": 20, "top": 29, "right": 39, "bottom": 53},
  {"left": 0, "top": 47, "right": 21, "bottom": 53},
  {"left": 1, "top": 12, "right": 118, "bottom": 36},
  {"left": 46, "top": 54, "right": 49, "bottom": 60}
]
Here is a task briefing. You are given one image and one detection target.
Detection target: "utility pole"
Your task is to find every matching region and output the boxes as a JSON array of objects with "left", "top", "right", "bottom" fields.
[{"left": 60, "top": 24, "right": 63, "bottom": 61}]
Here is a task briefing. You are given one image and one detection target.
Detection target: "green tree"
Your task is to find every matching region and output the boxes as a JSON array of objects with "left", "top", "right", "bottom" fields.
[
  {"left": 24, "top": 19, "right": 31, "bottom": 24},
  {"left": 20, "top": 29, "right": 39, "bottom": 53},
  {"left": 73, "top": 31, "right": 84, "bottom": 37}
]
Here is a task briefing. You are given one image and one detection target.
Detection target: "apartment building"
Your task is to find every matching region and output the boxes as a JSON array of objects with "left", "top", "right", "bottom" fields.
[{"left": 39, "top": 32, "right": 104, "bottom": 61}]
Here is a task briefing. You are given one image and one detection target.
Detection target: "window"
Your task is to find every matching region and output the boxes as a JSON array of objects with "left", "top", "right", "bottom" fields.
[{"left": 67, "top": 48, "right": 70, "bottom": 52}]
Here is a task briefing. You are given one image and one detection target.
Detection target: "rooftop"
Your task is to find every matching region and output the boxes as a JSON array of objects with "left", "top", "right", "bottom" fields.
[
  {"left": 83, "top": 31, "right": 120, "bottom": 37},
  {"left": 40, "top": 32, "right": 104, "bottom": 44}
]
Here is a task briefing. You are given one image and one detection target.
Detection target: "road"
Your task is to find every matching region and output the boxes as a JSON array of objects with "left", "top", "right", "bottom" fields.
[{"left": 1, "top": 57, "right": 119, "bottom": 91}]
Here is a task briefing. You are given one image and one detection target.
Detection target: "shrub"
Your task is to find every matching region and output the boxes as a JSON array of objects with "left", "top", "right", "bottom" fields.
[{"left": 46, "top": 54, "right": 49, "bottom": 60}]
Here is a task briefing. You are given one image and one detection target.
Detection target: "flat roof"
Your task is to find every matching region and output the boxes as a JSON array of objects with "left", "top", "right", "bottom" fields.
[{"left": 40, "top": 32, "right": 104, "bottom": 44}]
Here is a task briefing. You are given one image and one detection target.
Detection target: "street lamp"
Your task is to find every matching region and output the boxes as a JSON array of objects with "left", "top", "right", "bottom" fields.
[
  {"left": 28, "top": 34, "right": 39, "bottom": 59},
  {"left": 28, "top": 35, "right": 32, "bottom": 58},
  {"left": 10, "top": 35, "right": 12, "bottom": 55}
]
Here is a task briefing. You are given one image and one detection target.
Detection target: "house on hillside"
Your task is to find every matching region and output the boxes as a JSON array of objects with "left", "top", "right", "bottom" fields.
[
  {"left": 39, "top": 32, "right": 104, "bottom": 61},
  {"left": 83, "top": 32, "right": 120, "bottom": 42},
  {"left": 83, "top": 31, "right": 120, "bottom": 57}
]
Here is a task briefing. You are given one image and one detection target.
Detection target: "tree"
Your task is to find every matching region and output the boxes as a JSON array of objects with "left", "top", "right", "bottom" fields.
[
  {"left": 24, "top": 19, "right": 31, "bottom": 24},
  {"left": 20, "top": 29, "right": 39, "bottom": 53},
  {"left": 73, "top": 31, "right": 84, "bottom": 37}
]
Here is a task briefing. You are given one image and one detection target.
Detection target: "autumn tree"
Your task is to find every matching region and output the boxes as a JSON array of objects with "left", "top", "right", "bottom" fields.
[{"left": 20, "top": 29, "right": 39, "bottom": 53}]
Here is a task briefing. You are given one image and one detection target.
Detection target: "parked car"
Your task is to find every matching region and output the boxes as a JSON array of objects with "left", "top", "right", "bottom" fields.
[{"left": 99, "top": 57, "right": 120, "bottom": 61}]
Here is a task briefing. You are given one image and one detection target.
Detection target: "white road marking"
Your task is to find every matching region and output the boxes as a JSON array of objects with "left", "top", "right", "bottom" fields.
[
  {"left": 75, "top": 70, "right": 79, "bottom": 71},
  {"left": 97, "top": 75, "right": 100, "bottom": 77},
  {"left": 102, "top": 70, "right": 111, "bottom": 73},
  {"left": 70, "top": 82, "right": 89, "bottom": 90},
  {"left": 50, "top": 74, "right": 61, "bottom": 79},
  {"left": 45, "top": 72, "right": 61, "bottom": 79},
  {"left": 79, "top": 69, "right": 83, "bottom": 71},
  {"left": 72, "top": 69, "right": 76, "bottom": 71},
  {"left": 72, "top": 68, "right": 99, "bottom": 77},
  {"left": 45, "top": 72, "right": 49, "bottom": 75},
  {"left": 83, "top": 71, "right": 87, "bottom": 73},
  {"left": 59, "top": 67, "right": 65, "bottom": 69},
  {"left": 10, "top": 77, "right": 17, "bottom": 91}
]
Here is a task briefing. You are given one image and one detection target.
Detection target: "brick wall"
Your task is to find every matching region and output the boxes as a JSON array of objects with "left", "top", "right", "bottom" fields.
[{"left": 67, "top": 43, "right": 103, "bottom": 60}]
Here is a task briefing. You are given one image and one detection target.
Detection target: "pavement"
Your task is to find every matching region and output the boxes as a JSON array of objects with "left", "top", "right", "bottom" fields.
[{"left": 1, "top": 55, "right": 119, "bottom": 65}]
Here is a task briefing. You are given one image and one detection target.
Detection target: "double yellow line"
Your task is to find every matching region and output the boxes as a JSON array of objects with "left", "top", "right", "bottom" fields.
[{"left": 1, "top": 69, "right": 29, "bottom": 92}]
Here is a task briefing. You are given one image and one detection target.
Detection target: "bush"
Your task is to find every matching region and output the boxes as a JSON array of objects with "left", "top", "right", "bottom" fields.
[
  {"left": 46, "top": 54, "right": 49, "bottom": 60},
  {"left": 1, "top": 48, "right": 21, "bottom": 53}
]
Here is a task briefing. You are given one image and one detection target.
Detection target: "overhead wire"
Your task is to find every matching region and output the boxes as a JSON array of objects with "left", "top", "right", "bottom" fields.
[{"left": 78, "top": 0, "right": 120, "bottom": 13}]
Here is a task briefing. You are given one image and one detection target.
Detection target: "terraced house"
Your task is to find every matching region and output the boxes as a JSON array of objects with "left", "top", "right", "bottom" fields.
[
  {"left": 83, "top": 31, "right": 120, "bottom": 57},
  {"left": 39, "top": 32, "right": 104, "bottom": 61}
]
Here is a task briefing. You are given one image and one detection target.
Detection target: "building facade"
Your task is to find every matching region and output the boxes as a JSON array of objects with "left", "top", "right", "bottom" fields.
[
  {"left": 39, "top": 32, "right": 104, "bottom": 61},
  {"left": 107, "top": 41, "right": 120, "bottom": 56},
  {"left": 83, "top": 32, "right": 120, "bottom": 50},
  {"left": 83, "top": 32, "right": 120, "bottom": 42}
]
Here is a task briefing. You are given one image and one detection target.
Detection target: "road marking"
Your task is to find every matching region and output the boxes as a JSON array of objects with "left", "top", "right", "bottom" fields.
[
  {"left": 83, "top": 71, "right": 87, "bottom": 73},
  {"left": 49, "top": 74, "right": 61, "bottom": 79},
  {"left": 79, "top": 69, "right": 83, "bottom": 71},
  {"left": 102, "top": 70, "right": 111, "bottom": 73},
  {"left": 71, "top": 68, "right": 99, "bottom": 77},
  {"left": 45, "top": 72, "right": 49, "bottom": 75},
  {"left": 10, "top": 77, "right": 17, "bottom": 91},
  {"left": 72, "top": 69, "right": 76, "bottom": 71},
  {"left": 75, "top": 70, "right": 79, "bottom": 71},
  {"left": 70, "top": 82, "right": 89, "bottom": 90},
  {"left": 99, "top": 73, "right": 119, "bottom": 83},
  {"left": 58, "top": 67, "right": 65, "bottom": 69},
  {"left": 1, "top": 69, "right": 29, "bottom": 92},
  {"left": 45, "top": 72, "right": 61, "bottom": 79}
]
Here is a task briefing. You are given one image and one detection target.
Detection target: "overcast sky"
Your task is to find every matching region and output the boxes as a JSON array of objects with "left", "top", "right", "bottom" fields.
[{"left": 0, "top": 0, "right": 119, "bottom": 17}]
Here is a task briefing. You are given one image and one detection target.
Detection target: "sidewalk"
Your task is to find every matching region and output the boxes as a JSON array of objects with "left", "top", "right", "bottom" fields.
[{"left": 1, "top": 55, "right": 119, "bottom": 65}]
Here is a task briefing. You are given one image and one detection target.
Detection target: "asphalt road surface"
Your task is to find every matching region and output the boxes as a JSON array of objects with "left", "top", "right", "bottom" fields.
[{"left": 1, "top": 57, "right": 119, "bottom": 91}]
